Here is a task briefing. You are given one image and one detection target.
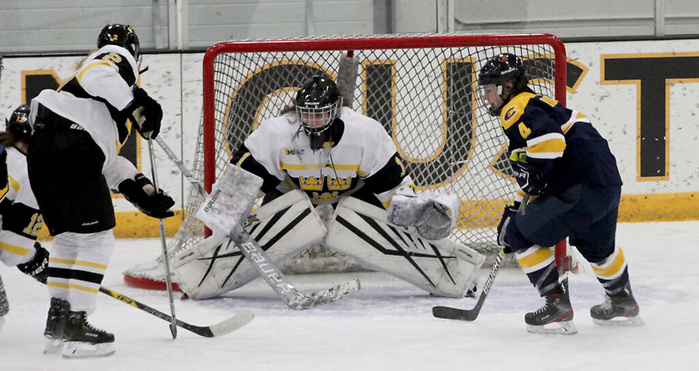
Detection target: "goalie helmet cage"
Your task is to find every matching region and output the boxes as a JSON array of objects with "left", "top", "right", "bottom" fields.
[{"left": 124, "top": 33, "right": 569, "bottom": 288}]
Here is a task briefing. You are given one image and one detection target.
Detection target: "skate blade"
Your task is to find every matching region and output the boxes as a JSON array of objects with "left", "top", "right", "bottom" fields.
[
  {"left": 527, "top": 320, "right": 578, "bottom": 335},
  {"left": 62, "top": 341, "right": 115, "bottom": 359},
  {"left": 43, "top": 338, "right": 65, "bottom": 355},
  {"left": 592, "top": 315, "right": 644, "bottom": 327}
]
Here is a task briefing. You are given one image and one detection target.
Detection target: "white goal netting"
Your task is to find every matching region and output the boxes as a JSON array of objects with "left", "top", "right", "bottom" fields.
[{"left": 124, "top": 33, "right": 567, "bottom": 287}]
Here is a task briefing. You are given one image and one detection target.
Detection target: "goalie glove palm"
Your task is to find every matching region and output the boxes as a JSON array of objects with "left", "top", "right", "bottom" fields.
[{"left": 119, "top": 173, "right": 175, "bottom": 218}]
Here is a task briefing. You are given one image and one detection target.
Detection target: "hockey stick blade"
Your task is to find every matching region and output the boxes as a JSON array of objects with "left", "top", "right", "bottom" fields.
[
  {"left": 99, "top": 286, "right": 254, "bottom": 337},
  {"left": 432, "top": 305, "right": 480, "bottom": 321},
  {"left": 286, "top": 278, "right": 361, "bottom": 310},
  {"left": 233, "top": 227, "right": 361, "bottom": 309},
  {"left": 431, "top": 246, "right": 504, "bottom": 321},
  {"left": 431, "top": 195, "right": 531, "bottom": 322}
]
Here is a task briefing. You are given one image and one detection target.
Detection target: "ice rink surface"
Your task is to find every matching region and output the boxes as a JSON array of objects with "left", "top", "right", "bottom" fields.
[{"left": 1, "top": 221, "right": 697, "bottom": 371}]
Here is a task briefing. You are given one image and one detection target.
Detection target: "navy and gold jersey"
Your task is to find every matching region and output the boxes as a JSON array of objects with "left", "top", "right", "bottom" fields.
[
  {"left": 232, "top": 107, "right": 411, "bottom": 207},
  {"left": 499, "top": 92, "right": 622, "bottom": 195}
]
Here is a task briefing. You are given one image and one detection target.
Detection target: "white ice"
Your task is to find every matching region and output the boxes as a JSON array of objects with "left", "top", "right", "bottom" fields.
[{"left": 1, "top": 221, "right": 697, "bottom": 371}]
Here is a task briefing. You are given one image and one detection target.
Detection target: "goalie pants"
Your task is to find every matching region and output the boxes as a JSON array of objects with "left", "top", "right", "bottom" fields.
[
  {"left": 513, "top": 183, "right": 629, "bottom": 296},
  {"left": 27, "top": 107, "right": 116, "bottom": 236}
]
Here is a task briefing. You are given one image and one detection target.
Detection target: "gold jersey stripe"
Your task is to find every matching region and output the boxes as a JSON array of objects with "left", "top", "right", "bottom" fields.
[
  {"left": 47, "top": 281, "right": 99, "bottom": 294},
  {"left": 0, "top": 240, "right": 31, "bottom": 256},
  {"left": 76, "top": 61, "right": 112, "bottom": 83},
  {"left": 516, "top": 245, "right": 554, "bottom": 271},
  {"left": 591, "top": 247, "right": 628, "bottom": 279},
  {"left": 49, "top": 257, "right": 108, "bottom": 270},
  {"left": 527, "top": 133, "right": 566, "bottom": 160},
  {"left": 281, "top": 162, "right": 360, "bottom": 172}
]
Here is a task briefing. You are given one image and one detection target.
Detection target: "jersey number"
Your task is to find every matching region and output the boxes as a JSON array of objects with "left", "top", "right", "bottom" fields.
[{"left": 22, "top": 213, "right": 44, "bottom": 238}]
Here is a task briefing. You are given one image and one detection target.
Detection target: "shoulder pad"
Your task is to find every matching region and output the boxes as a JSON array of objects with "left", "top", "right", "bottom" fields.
[{"left": 500, "top": 92, "right": 536, "bottom": 130}]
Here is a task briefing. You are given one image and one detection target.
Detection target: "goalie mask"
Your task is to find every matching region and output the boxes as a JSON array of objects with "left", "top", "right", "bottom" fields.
[
  {"left": 97, "top": 24, "right": 141, "bottom": 61},
  {"left": 5, "top": 104, "right": 32, "bottom": 141},
  {"left": 295, "top": 75, "right": 343, "bottom": 150},
  {"left": 478, "top": 53, "right": 528, "bottom": 116}
]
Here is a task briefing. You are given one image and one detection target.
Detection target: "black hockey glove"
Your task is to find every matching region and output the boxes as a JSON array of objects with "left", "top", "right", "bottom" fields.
[
  {"left": 496, "top": 202, "right": 534, "bottom": 254},
  {"left": 17, "top": 243, "right": 49, "bottom": 284},
  {"left": 509, "top": 152, "right": 546, "bottom": 195},
  {"left": 118, "top": 173, "right": 175, "bottom": 219},
  {"left": 124, "top": 87, "right": 163, "bottom": 140},
  {"left": 496, "top": 203, "right": 518, "bottom": 253}
]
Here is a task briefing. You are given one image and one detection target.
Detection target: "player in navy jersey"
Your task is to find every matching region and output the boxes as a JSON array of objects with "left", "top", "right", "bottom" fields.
[
  {"left": 479, "top": 53, "right": 642, "bottom": 334},
  {"left": 27, "top": 24, "right": 175, "bottom": 357}
]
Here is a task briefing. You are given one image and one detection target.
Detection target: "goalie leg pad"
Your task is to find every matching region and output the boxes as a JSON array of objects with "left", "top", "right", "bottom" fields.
[
  {"left": 326, "top": 197, "right": 484, "bottom": 298},
  {"left": 175, "top": 190, "right": 326, "bottom": 299}
]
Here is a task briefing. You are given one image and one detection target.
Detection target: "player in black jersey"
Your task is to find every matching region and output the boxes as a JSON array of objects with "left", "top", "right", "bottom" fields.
[{"left": 479, "top": 53, "right": 642, "bottom": 334}]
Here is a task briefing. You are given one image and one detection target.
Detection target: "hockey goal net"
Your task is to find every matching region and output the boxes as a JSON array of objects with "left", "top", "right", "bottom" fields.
[{"left": 124, "top": 33, "right": 567, "bottom": 289}]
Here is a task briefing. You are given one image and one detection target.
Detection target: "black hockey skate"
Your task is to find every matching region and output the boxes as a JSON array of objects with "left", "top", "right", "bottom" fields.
[
  {"left": 61, "top": 311, "right": 115, "bottom": 358},
  {"left": 590, "top": 282, "right": 643, "bottom": 326},
  {"left": 43, "top": 297, "right": 70, "bottom": 354},
  {"left": 525, "top": 287, "right": 577, "bottom": 335}
]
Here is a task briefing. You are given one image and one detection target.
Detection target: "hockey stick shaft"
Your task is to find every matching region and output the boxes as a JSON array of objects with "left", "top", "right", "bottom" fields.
[
  {"left": 154, "top": 137, "right": 360, "bottom": 309},
  {"left": 433, "top": 194, "right": 530, "bottom": 321},
  {"left": 148, "top": 138, "right": 178, "bottom": 338},
  {"left": 98, "top": 286, "right": 253, "bottom": 337}
]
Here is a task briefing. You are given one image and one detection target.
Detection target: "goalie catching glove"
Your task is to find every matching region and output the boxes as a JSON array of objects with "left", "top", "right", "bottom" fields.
[
  {"left": 118, "top": 173, "right": 175, "bottom": 218},
  {"left": 124, "top": 87, "right": 163, "bottom": 139},
  {"left": 387, "top": 188, "right": 460, "bottom": 240}
]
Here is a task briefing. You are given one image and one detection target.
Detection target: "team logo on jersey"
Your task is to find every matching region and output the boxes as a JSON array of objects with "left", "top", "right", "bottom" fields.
[
  {"left": 299, "top": 176, "right": 323, "bottom": 191},
  {"left": 504, "top": 107, "right": 517, "bottom": 121},
  {"left": 312, "top": 191, "right": 339, "bottom": 203}
]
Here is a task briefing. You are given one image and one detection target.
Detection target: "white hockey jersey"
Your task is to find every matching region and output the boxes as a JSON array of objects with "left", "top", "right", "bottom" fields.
[
  {"left": 29, "top": 44, "right": 140, "bottom": 188},
  {"left": 0, "top": 147, "right": 42, "bottom": 266},
  {"left": 239, "top": 107, "right": 410, "bottom": 206}
]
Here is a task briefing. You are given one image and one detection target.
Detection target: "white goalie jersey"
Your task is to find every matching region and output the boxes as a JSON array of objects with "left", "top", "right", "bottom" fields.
[
  {"left": 235, "top": 107, "right": 411, "bottom": 207},
  {"left": 0, "top": 147, "right": 43, "bottom": 266}
]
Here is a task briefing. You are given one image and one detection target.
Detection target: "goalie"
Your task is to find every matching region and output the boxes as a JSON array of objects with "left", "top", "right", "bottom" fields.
[{"left": 173, "top": 75, "right": 484, "bottom": 300}]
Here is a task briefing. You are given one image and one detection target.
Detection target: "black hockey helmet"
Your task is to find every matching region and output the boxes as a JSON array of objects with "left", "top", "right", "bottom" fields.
[
  {"left": 478, "top": 53, "right": 528, "bottom": 115},
  {"left": 5, "top": 104, "right": 32, "bottom": 141},
  {"left": 295, "top": 75, "right": 343, "bottom": 136},
  {"left": 97, "top": 24, "right": 140, "bottom": 60}
]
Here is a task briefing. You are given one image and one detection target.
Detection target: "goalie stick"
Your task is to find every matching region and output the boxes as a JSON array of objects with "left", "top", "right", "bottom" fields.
[
  {"left": 432, "top": 194, "right": 531, "bottom": 321},
  {"left": 99, "top": 286, "right": 254, "bottom": 337},
  {"left": 154, "top": 136, "right": 360, "bottom": 309}
]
